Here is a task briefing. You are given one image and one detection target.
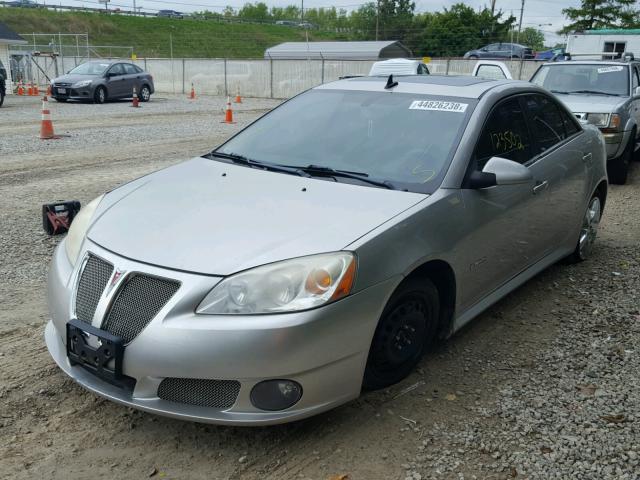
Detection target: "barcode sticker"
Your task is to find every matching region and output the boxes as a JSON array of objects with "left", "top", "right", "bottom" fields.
[
  {"left": 409, "top": 100, "right": 468, "bottom": 113},
  {"left": 597, "top": 66, "right": 623, "bottom": 74}
]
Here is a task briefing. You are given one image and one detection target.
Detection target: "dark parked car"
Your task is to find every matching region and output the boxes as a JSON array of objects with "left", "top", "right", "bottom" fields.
[
  {"left": 50, "top": 60, "right": 155, "bottom": 104},
  {"left": 157, "top": 10, "right": 184, "bottom": 18},
  {"left": 6, "top": 0, "right": 40, "bottom": 7},
  {"left": 535, "top": 47, "right": 567, "bottom": 61},
  {"left": 464, "top": 43, "right": 534, "bottom": 60}
]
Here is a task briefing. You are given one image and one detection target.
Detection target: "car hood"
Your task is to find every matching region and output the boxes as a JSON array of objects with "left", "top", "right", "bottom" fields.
[
  {"left": 554, "top": 93, "right": 626, "bottom": 113},
  {"left": 52, "top": 74, "right": 100, "bottom": 84},
  {"left": 87, "top": 157, "right": 427, "bottom": 276}
]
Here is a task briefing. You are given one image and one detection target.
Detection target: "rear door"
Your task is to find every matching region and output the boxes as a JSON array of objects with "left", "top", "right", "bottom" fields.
[
  {"left": 123, "top": 63, "right": 141, "bottom": 95},
  {"left": 521, "top": 93, "right": 590, "bottom": 252}
]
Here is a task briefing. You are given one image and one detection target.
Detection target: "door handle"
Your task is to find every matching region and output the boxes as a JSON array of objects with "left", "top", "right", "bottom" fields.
[
  {"left": 532, "top": 180, "right": 548, "bottom": 194},
  {"left": 582, "top": 152, "right": 592, "bottom": 162}
]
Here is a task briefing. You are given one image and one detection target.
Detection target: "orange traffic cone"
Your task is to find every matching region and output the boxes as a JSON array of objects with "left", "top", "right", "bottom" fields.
[
  {"left": 222, "top": 96, "right": 235, "bottom": 124},
  {"left": 46, "top": 84, "right": 52, "bottom": 96},
  {"left": 27, "top": 83, "right": 34, "bottom": 96},
  {"left": 131, "top": 86, "right": 139, "bottom": 108},
  {"left": 40, "top": 95, "right": 57, "bottom": 140},
  {"left": 17, "top": 82, "right": 24, "bottom": 96},
  {"left": 234, "top": 85, "right": 242, "bottom": 104},
  {"left": 189, "top": 83, "right": 196, "bottom": 100},
  {"left": 34, "top": 83, "right": 40, "bottom": 96}
]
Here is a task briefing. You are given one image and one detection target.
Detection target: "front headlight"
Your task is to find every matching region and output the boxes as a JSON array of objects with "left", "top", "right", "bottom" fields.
[
  {"left": 586, "top": 113, "right": 610, "bottom": 127},
  {"left": 64, "top": 194, "right": 104, "bottom": 266},
  {"left": 73, "top": 79, "right": 92, "bottom": 88},
  {"left": 197, "top": 252, "right": 357, "bottom": 315}
]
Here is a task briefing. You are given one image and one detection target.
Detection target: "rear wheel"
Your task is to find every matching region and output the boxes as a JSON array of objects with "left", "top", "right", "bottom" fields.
[
  {"left": 363, "top": 278, "right": 439, "bottom": 390},
  {"left": 566, "top": 194, "right": 602, "bottom": 263},
  {"left": 608, "top": 135, "right": 632, "bottom": 184},
  {"left": 93, "top": 86, "right": 107, "bottom": 104},
  {"left": 139, "top": 84, "right": 151, "bottom": 102}
]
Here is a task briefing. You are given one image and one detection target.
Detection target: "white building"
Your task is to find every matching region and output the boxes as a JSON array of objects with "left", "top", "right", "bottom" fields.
[
  {"left": 566, "top": 29, "right": 640, "bottom": 60},
  {"left": 0, "top": 21, "right": 27, "bottom": 94}
]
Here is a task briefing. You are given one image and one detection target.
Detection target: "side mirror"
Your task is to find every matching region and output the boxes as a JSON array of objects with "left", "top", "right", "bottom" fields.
[
  {"left": 634, "top": 86, "right": 640, "bottom": 96},
  {"left": 468, "top": 157, "right": 533, "bottom": 189}
]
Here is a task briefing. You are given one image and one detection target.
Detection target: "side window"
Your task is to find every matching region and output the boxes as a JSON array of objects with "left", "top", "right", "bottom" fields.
[
  {"left": 560, "top": 107, "right": 581, "bottom": 137},
  {"left": 108, "top": 64, "right": 124, "bottom": 76},
  {"left": 123, "top": 64, "right": 137, "bottom": 75},
  {"left": 134, "top": 65, "right": 143, "bottom": 73},
  {"left": 473, "top": 97, "right": 533, "bottom": 169},
  {"left": 417, "top": 64, "right": 429, "bottom": 75},
  {"left": 523, "top": 94, "right": 568, "bottom": 155},
  {"left": 633, "top": 66, "right": 640, "bottom": 92}
]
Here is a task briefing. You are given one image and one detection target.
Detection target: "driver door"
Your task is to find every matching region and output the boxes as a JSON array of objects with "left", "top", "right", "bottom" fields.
[
  {"left": 105, "top": 63, "right": 127, "bottom": 98},
  {"left": 456, "top": 96, "right": 543, "bottom": 310}
]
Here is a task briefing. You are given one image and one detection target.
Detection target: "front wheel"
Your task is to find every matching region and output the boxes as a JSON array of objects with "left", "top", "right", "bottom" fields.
[
  {"left": 363, "top": 278, "right": 439, "bottom": 390},
  {"left": 608, "top": 135, "right": 633, "bottom": 184},
  {"left": 93, "top": 86, "right": 107, "bottom": 104},
  {"left": 139, "top": 84, "right": 151, "bottom": 102},
  {"left": 566, "top": 195, "right": 602, "bottom": 263}
]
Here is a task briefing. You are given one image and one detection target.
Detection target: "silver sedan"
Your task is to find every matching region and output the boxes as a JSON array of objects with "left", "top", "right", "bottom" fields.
[{"left": 45, "top": 75, "right": 607, "bottom": 425}]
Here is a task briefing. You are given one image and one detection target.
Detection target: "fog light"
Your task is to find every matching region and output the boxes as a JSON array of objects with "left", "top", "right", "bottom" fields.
[{"left": 250, "top": 379, "right": 302, "bottom": 411}]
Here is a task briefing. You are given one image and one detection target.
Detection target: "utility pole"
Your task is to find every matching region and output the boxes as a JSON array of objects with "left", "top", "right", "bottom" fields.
[
  {"left": 490, "top": 0, "right": 496, "bottom": 16},
  {"left": 133, "top": 0, "right": 136, "bottom": 15},
  {"left": 301, "top": 0, "right": 304, "bottom": 22},
  {"left": 517, "top": 0, "right": 525, "bottom": 43},
  {"left": 376, "top": 0, "right": 379, "bottom": 41}
]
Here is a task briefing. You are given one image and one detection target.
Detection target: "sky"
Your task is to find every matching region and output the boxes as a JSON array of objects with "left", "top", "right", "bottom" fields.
[{"left": 61, "top": 0, "right": 582, "bottom": 44}]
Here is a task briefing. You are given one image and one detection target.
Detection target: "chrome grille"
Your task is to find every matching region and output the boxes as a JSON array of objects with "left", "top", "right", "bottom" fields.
[
  {"left": 157, "top": 378, "right": 241, "bottom": 408},
  {"left": 75, "top": 255, "right": 113, "bottom": 324},
  {"left": 101, "top": 274, "right": 179, "bottom": 343}
]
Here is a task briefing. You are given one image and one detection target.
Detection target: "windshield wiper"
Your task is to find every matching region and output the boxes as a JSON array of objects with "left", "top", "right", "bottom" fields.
[
  {"left": 566, "top": 90, "right": 623, "bottom": 96},
  {"left": 299, "top": 164, "right": 397, "bottom": 190},
  {"left": 550, "top": 89, "right": 571, "bottom": 95},
  {"left": 207, "top": 151, "right": 310, "bottom": 177}
]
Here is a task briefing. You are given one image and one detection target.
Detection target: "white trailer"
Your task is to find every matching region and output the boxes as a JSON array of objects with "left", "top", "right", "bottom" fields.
[{"left": 566, "top": 29, "right": 640, "bottom": 60}]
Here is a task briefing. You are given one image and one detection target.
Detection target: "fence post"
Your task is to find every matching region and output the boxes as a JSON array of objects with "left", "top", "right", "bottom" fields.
[
  {"left": 518, "top": 58, "right": 524, "bottom": 80},
  {"left": 445, "top": 58, "right": 450, "bottom": 76},
  {"left": 224, "top": 58, "right": 228, "bottom": 97},
  {"left": 144, "top": 57, "right": 147, "bottom": 71},
  {"left": 321, "top": 58, "right": 325, "bottom": 84},
  {"left": 270, "top": 57, "right": 274, "bottom": 99},
  {"left": 182, "top": 58, "right": 185, "bottom": 95}
]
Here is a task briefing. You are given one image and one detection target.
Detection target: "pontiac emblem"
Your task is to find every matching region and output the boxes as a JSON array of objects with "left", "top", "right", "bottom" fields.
[{"left": 106, "top": 269, "right": 125, "bottom": 294}]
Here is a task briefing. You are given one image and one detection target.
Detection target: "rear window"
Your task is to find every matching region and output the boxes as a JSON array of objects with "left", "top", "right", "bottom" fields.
[{"left": 216, "top": 89, "right": 476, "bottom": 193}]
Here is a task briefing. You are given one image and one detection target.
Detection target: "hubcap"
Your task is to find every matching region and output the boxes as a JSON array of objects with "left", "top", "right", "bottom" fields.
[
  {"left": 578, "top": 197, "right": 601, "bottom": 259},
  {"left": 142, "top": 88, "right": 150, "bottom": 100},
  {"left": 99, "top": 90, "right": 105, "bottom": 102}
]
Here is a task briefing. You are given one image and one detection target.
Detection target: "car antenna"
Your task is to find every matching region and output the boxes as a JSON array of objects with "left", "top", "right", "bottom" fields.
[{"left": 385, "top": 74, "right": 398, "bottom": 90}]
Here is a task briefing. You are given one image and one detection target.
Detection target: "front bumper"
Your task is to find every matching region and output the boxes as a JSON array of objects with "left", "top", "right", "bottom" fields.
[
  {"left": 602, "top": 130, "right": 631, "bottom": 159},
  {"left": 46, "top": 240, "right": 397, "bottom": 425},
  {"left": 52, "top": 85, "right": 93, "bottom": 100}
]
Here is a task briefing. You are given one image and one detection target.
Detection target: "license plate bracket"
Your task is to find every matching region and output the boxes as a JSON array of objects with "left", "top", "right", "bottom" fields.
[
  {"left": 66, "top": 319, "right": 131, "bottom": 388},
  {"left": 57, "top": 88, "right": 67, "bottom": 94}
]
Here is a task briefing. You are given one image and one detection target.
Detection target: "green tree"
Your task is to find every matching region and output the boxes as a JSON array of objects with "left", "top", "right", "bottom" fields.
[
  {"left": 407, "top": 4, "right": 515, "bottom": 57},
  {"left": 519, "top": 27, "right": 545, "bottom": 50},
  {"left": 561, "top": 0, "right": 639, "bottom": 33},
  {"left": 238, "top": 2, "right": 271, "bottom": 21}
]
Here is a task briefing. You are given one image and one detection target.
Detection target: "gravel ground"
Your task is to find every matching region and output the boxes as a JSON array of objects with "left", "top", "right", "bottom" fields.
[{"left": 0, "top": 94, "right": 639, "bottom": 480}]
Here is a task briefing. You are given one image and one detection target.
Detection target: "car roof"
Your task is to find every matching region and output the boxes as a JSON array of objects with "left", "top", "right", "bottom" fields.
[
  {"left": 542, "top": 60, "right": 633, "bottom": 66},
  {"left": 317, "top": 74, "right": 524, "bottom": 99}
]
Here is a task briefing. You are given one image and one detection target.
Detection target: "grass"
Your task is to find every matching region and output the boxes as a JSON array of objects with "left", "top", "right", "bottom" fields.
[{"left": 0, "top": 8, "right": 342, "bottom": 58}]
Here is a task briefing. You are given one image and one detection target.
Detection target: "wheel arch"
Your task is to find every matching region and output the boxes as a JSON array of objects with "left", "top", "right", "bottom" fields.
[
  {"left": 594, "top": 179, "right": 608, "bottom": 211},
  {"left": 402, "top": 259, "right": 456, "bottom": 340}
]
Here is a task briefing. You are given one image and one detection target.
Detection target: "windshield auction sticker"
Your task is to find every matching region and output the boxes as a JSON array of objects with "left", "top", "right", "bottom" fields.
[
  {"left": 597, "top": 66, "right": 624, "bottom": 74},
  {"left": 409, "top": 100, "right": 468, "bottom": 113}
]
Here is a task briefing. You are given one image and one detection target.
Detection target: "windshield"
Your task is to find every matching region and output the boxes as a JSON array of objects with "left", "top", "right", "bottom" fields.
[
  {"left": 68, "top": 62, "right": 110, "bottom": 76},
  {"left": 215, "top": 89, "right": 474, "bottom": 193},
  {"left": 531, "top": 64, "right": 629, "bottom": 96}
]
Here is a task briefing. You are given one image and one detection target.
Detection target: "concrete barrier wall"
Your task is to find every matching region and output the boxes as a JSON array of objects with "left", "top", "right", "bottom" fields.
[{"left": 32, "top": 56, "right": 546, "bottom": 99}]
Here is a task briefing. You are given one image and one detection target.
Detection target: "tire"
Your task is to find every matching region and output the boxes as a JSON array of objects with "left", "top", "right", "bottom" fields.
[
  {"left": 607, "top": 135, "right": 633, "bottom": 184},
  {"left": 363, "top": 277, "right": 439, "bottom": 390},
  {"left": 53, "top": 97, "right": 67, "bottom": 103},
  {"left": 139, "top": 84, "right": 151, "bottom": 102},
  {"left": 565, "top": 194, "right": 602, "bottom": 263},
  {"left": 93, "top": 86, "right": 107, "bottom": 104}
]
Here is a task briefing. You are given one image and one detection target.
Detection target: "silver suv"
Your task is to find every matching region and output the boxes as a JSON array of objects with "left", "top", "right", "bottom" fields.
[{"left": 531, "top": 59, "right": 640, "bottom": 184}]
